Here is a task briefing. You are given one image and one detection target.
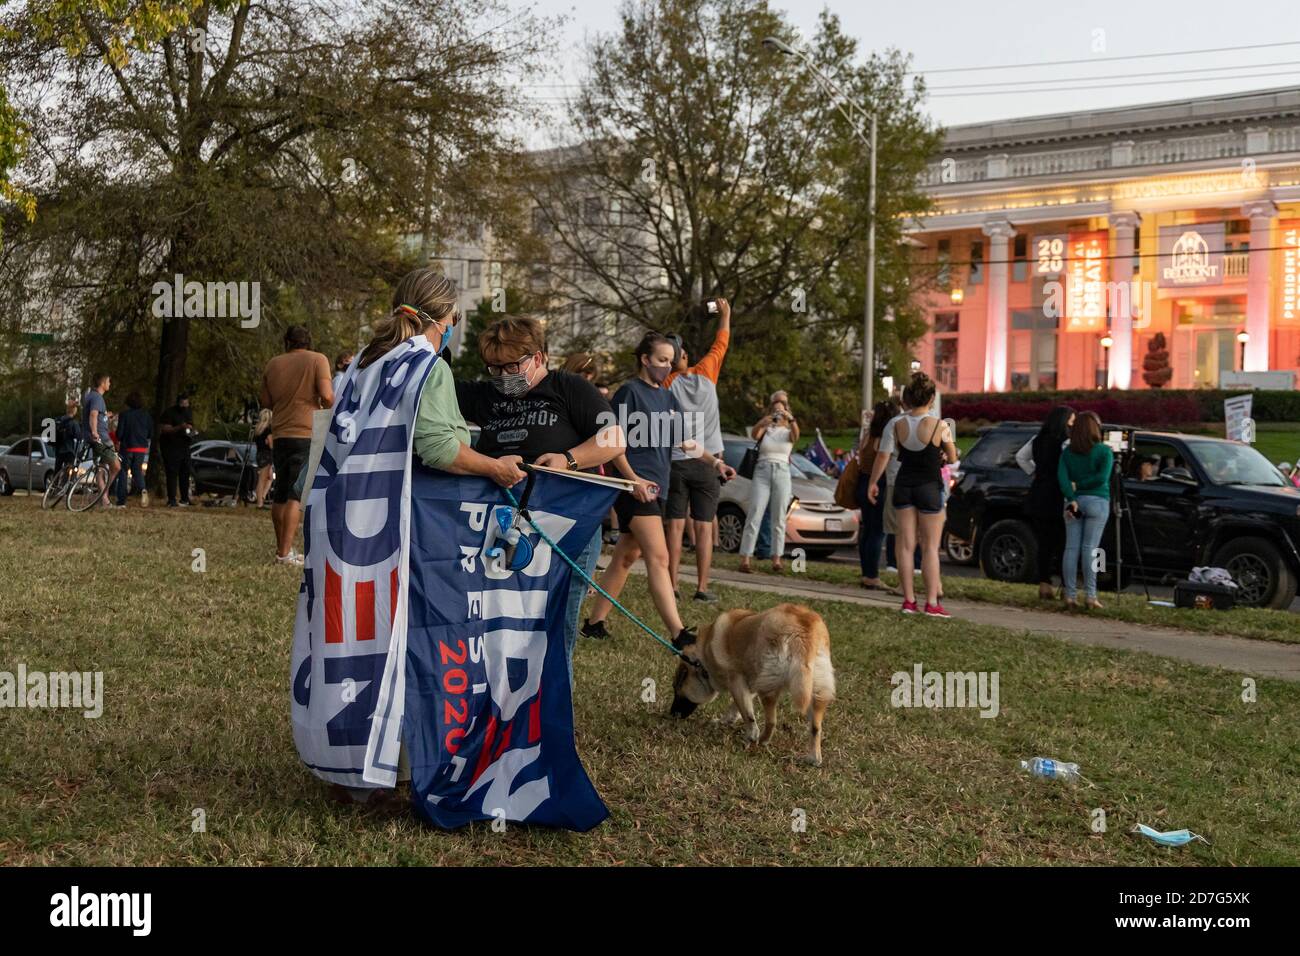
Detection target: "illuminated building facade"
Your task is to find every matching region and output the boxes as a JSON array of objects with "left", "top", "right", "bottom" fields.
[{"left": 911, "top": 87, "right": 1300, "bottom": 392}]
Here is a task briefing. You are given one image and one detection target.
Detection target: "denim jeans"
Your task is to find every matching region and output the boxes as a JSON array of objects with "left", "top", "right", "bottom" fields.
[
  {"left": 562, "top": 528, "right": 602, "bottom": 689},
  {"left": 739, "top": 459, "right": 791, "bottom": 558},
  {"left": 1062, "top": 494, "right": 1109, "bottom": 600},
  {"left": 115, "top": 451, "right": 147, "bottom": 505},
  {"left": 857, "top": 472, "right": 887, "bottom": 578}
]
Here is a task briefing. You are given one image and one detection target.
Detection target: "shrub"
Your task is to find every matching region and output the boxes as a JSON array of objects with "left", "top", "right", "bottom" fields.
[{"left": 943, "top": 388, "right": 1298, "bottom": 425}]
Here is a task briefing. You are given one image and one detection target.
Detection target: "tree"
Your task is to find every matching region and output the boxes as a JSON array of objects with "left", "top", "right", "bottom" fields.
[
  {"left": 0, "top": 85, "right": 34, "bottom": 245},
  {"left": 0, "top": 0, "right": 554, "bottom": 431},
  {"left": 1143, "top": 332, "right": 1173, "bottom": 388},
  {"left": 524, "top": 0, "right": 941, "bottom": 425}
]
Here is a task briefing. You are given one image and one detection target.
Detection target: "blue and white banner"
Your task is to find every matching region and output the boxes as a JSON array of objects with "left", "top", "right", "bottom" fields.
[
  {"left": 403, "top": 467, "right": 615, "bottom": 830},
  {"left": 291, "top": 336, "right": 439, "bottom": 789},
  {"left": 290, "top": 332, "right": 616, "bottom": 829}
]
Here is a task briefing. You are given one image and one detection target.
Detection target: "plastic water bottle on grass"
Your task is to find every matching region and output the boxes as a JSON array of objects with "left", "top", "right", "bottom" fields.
[{"left": 1020, "top": 757, "right": 1081, "bottom": 783}]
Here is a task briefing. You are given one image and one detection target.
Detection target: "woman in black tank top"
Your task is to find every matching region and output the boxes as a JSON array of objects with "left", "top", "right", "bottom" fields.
[{"left": 864, "top": 373, "right": 958, "bottom": 618}]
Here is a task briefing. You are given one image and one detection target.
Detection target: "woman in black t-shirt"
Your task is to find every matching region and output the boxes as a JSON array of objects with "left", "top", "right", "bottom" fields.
[{"left": 455, "top": 317, "right": 625, "bottom": 686}]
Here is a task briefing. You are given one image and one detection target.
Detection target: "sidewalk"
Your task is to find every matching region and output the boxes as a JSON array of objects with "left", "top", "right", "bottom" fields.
[{"left": 638, "top": 564, "right": 1300, "bottom": 682}]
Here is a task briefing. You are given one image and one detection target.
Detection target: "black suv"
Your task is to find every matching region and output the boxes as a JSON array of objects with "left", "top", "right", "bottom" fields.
[{"left": 945, "top": 422, "right": 1300, "bottom": 609}]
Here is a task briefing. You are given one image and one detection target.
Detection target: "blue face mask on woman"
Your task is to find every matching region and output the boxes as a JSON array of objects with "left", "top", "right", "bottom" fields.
[{"left": 425, "top": 318, "right": 452, "bottom": 355}]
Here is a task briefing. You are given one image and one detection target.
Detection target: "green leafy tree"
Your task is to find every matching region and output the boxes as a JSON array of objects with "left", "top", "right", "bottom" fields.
[
  {"left": 526, "top": 0, "right": 942, "bottom": 427},
  {"left": 0, "top": 0, "right": 554, "bottom": 438}
]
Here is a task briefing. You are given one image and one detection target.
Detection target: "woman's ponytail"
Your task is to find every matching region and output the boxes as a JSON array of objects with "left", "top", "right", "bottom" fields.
[
  {"left": 359, "top": 268, "right": 459, "bottom": 369},
  {"left": 358, "top": 306, "right": 426, "bottom": 369}
]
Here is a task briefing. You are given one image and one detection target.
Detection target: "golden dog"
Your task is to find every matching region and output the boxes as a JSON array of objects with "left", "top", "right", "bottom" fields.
[{"left": 670, "top": 604, "right": 835, "bottom": 765}]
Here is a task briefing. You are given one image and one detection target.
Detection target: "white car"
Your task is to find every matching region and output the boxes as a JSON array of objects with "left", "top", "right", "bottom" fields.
[
  {"left": 717, "top": 434, "right": 859, "bottom": 559},
  {"left": 0, "top": 437, "right": 83, "bottom": 494}
]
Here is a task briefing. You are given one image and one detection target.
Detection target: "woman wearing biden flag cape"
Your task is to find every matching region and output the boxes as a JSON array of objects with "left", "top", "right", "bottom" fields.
[
  {"left": 291, "top": 270, "right": 523, "bottom": 805},
  {"left": 292, "top": 268, "right": 621, "bottom": 830}
]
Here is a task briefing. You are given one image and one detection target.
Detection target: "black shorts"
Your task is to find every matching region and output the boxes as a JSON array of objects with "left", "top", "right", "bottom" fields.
[
  {"left": 613, "top": 491, "right": 664, "bottom": 532},
  {"left": 892, "top": 480, "right": 944, "bottom": 515},
  {"left": 666, "top": 457, "right": 721, "bottom": 521},
  {"left": 271, "top": 437, "right": 312, "bottom": 504}
]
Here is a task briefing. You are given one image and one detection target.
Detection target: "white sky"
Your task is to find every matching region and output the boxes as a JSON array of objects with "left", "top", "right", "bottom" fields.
[{"left": 523, "top": 0, "right": 1300, "bottom": 132}]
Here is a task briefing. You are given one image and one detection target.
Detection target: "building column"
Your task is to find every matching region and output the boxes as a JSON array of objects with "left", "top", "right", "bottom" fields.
[
  {"left": 1243, "top": 199, "right": 1276, "bottom": 372},
  {"left": 981, "top": 220, "right": 1015, "bottom": 392},
  {"left": 1109, "top": 211, "right": 1141, "bottom": 389}
]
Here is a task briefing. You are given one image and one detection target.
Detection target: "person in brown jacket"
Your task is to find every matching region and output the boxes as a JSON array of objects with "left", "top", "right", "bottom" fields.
[{"left": 260, "top": 325, "right": 334, "bottom": 565}]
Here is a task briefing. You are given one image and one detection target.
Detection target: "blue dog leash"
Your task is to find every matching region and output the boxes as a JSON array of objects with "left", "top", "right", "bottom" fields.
[{"left": 500, "top": 478, "right": 689, "bottom": 662}]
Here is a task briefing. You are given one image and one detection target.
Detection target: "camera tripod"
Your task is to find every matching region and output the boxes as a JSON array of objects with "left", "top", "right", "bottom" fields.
[
  {"left": 1109, "top": 457, "right": 1152, "bottom": 602},
  {"left": 232, "top": 421, "right": 259, "bottom": 508}
]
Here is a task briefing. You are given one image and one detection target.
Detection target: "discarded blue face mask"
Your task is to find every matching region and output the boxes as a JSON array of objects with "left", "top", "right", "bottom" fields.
[{"left": 1131, "top": 824, "right": 1208, "bottom": 847}]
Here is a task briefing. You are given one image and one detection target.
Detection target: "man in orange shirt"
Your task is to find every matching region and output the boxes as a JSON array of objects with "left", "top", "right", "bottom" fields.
[
  {"left": 665, "top": 297, "right": 733, "bottom": 603},
  {"left": 260, "top": 325, "right": 334, "bottom": 565}
]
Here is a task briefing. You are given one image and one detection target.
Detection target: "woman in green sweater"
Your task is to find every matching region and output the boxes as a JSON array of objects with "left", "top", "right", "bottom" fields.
[{"left": 1056, "top": 411, "right": 1114, "bottom": 609}]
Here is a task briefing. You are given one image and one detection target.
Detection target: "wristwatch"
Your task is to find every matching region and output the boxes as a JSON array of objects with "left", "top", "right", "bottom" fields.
[{"left": 564, "top": 450, "right": 579, "bottom": 471}]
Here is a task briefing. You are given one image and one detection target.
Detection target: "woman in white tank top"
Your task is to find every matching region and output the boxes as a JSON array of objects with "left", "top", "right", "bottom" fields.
[{"left": 739, "top": 394, "right": 800, "bottom": 573}]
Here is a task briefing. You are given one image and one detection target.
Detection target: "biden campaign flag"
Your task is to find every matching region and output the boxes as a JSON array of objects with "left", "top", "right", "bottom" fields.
[
  {"left": 291, "top": 334, "right": 439, "bottom": 790},
  {"left": 291, "top": 332, "right": 617, "bottom": 830},
  {"left": 403, "top": 466, "right": 616, "bottom": 830}
]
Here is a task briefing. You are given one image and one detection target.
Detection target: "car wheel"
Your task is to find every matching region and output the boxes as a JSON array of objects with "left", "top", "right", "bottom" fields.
[
  {"left": 716, "top": 504, "right": 745, "bottom": 554},
  {"left": 943, "top": 531, "right": 977, "bottom": 566},
  {"left": 1211, "top": 536, "right": 1297, "bottom": 610},
  {"left": 979, "top": 518, "right": 1038, "bottom": 584},
  {"left": 0, "top": 468, "right": 11, "bottom": 496}
]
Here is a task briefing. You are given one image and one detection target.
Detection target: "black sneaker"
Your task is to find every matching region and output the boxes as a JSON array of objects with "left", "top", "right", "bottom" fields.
[
  {"left": 672, "top": 626, "right": 697, "bottom": 650},
  {"left": 581, "top": 618, "right": 610, "bottom": 640},
  {"left": 693, "top": 590, "right": 719, "bottom": 604}
]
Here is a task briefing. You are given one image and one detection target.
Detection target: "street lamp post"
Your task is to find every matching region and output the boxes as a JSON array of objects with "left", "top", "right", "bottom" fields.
[
  {"left": 1237, "top": 330, "right": 1250, "bottom": 369},
  {"left": 762, "top": 36, "right": 876, "bottom": 413},
  {"left": 1100, "top": 332, "right": 1113, "bottom": 389}
]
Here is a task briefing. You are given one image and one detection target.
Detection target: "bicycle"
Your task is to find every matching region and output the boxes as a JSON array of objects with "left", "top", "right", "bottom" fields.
[
  {"left": 66, "top": 444, "right": 112, "bottom": 513},
  {"left": 42, "top": 441, "right": 88, "bottom": 510}
]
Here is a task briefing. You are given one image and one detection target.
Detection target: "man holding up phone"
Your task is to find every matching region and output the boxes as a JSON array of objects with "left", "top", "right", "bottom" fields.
[{"left": 665, "top": 297, "right": 735, "bottom": 604}]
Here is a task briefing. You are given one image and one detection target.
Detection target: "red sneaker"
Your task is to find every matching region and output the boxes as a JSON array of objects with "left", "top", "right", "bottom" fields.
[
  {"left": 900, "top": 600, "right": 919, "bottom": 614},
  {"left": 924, "top": 602, "right": 951, "bottom": 619}
]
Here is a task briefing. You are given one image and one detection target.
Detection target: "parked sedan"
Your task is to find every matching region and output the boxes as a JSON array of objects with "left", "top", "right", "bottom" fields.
[
  {"left": 0, "top": 437, "right": 89, "bottom": 494},
  {"left": 189, "top": 440, "right": 259, "bottom": 502},
  {"left": 716, "top": 435, "right": 859, "bottom": 559}
]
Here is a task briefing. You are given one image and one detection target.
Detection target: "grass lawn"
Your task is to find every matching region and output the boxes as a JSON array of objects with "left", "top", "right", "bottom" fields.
[
  {"left": 2, "top": 496, "right": 1298, "bottom": 865},
  {"left": 692, "top": 553, "right": 1300, "bottom": 645}
]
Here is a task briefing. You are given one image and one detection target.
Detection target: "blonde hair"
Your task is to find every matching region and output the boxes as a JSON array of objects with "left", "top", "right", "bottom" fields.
[
  {"left": 256, "top": 408, "right": 273, "bottom": 433},
  {"left": 359, "top": 269, "right": 459, "bottom": 369}
]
